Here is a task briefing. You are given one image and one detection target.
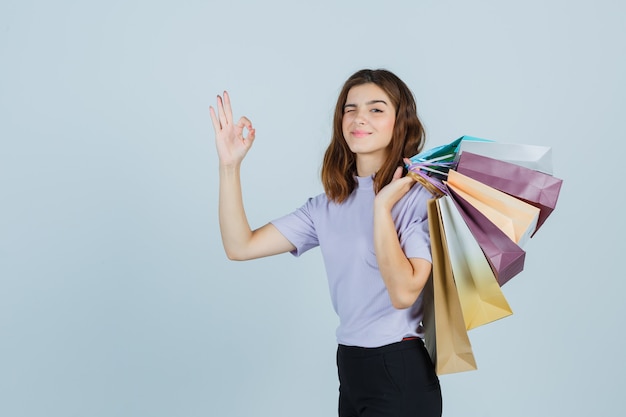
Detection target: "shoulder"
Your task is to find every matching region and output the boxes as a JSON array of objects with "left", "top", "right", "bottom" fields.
[
  {"left": 302, "top": 192, "right": 330, "bottom": 210},
  {"left": 404, "top": 182, "right": 434, "bottom": 206},
  {"left": 281, "top": 192, "right": 330, "bottom": 221},
  {"left": 393, "top": 182, "right": 433, "bottom": 220}
]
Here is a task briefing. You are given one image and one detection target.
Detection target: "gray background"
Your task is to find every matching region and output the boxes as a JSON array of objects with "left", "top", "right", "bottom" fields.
[{"left": 1, "top": 0, "right": 624, "bottom": 416}]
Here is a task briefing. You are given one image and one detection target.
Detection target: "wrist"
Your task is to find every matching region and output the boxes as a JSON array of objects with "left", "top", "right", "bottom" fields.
[
  {"left": 219, "top": 162, "right": 242, "bottom": 176},
  {"left": 373, "top": 199, "right": 393, "bottom": 217}
]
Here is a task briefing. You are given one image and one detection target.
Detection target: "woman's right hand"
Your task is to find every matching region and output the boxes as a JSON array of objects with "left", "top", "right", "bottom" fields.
[{"left": 209, "top": 91, "right": 256, "bottom": 168}]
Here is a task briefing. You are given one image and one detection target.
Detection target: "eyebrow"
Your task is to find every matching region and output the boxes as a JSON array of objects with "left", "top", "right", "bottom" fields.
[{"left": 343, "top": 99, "right": 389, "bottom": 109}]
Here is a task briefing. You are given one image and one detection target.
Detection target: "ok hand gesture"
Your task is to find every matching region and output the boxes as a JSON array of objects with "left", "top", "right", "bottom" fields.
[{"left": 210, "top": 91, "right": 256, "bottom": 168}]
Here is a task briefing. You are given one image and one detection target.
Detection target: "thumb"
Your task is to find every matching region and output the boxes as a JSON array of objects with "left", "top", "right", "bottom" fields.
[{"left": 243, "top": 128, "right": 256, "bottom": 150}]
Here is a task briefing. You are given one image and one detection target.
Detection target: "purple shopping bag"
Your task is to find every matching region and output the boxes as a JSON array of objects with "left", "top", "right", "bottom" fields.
[
  {"left": 447, "top": 186, "right": 526, "bottom": 286},
  {"left": 456, "top": 152, "right": 563, "bottom": 235}
]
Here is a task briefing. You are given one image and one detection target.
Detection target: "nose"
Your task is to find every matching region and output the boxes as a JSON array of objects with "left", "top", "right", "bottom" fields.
[{"left": 354, "top": 109, "right": 367, "bottom": 125}]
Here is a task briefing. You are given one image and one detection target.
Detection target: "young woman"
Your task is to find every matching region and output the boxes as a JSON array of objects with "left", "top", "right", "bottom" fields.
[{"left": 210, "top": 69, "right": 442, "bottom": 417}]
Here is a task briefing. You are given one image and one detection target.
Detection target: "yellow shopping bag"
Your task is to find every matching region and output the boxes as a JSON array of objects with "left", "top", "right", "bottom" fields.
[
  {"left": 423, "top": 199, "right": 477, "bottom": 375},
  {"left": 437, "top": 195, "right": 513, "bottom": 330}
]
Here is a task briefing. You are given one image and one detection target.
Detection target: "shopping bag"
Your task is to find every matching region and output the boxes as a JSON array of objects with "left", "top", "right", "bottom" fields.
[
  {"left": 411, "top": 135, "right": 492, "bottom": 164},
  {"left": 458, "top": 140, "right": 554, "bottom": 175},
  {"left": 456, "top": 151, "right": 563, "bottom": 234},
  {"left": 422, "top": 199, "right": 477, "bottom": 375},
  {"left": 447, "top": 185, "right": 526, "bottom": 286},
  {"left": 437, "top": 196, "right": 513, "bottom": 330},
  {"left": 446, "top": 170, "right": 540, "bottom": 248},
  {"left": 406, "top": 136, "right": 492, "bottom": 195}
]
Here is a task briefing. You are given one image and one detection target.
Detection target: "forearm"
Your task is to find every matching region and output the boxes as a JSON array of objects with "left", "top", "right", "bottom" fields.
[
  {"left": 212, "top": 92, "right": 294, "bottom": 261},
  {"left": 373, "top": 206, "right": 427, "bottom": 309},
  {"left": 218, "top": 164, "right": 253, "bottom": 260}
]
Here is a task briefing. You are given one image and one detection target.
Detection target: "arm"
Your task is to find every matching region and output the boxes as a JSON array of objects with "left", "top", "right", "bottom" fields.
[
  {"left": 210, "top": 91, "right": 295, "bottom": 260},
  {"left": 373, "top": 166, "right": 432, "bottom": 309}
]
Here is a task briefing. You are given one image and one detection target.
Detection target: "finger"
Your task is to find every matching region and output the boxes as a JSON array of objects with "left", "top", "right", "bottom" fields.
[
  {"left": 209, "top": 106, "right": 221, "bottom": 132},
  {"left": 395, "top": 173, "right": 415, "bottom": 189},
  {"left": 216, "top": 95, "right": 228, "bottom": 128},
  {"left": 236, "top": 116, "right": 253, "bottom": 129},
  {"left": 223, "top": 91, "right": 234, "bottom": 124},
  {"left": 245, "top": 127, "right": 256, "bottom": 146},
  {"left": 392, "top": 166, "right": 403, "bottom": 181},
  {"left": 235, "top": 116, "right": 253, "bottom": 138}
]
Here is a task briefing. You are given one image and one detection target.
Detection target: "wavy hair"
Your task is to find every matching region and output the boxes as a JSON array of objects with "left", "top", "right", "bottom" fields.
[{"left": 321, "top": 69, "right": 426, "bottom": 203}]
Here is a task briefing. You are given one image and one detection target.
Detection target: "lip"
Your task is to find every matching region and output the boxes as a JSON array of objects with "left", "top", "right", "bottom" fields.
[{"left": 351, "top": 130, "right": 371, "bottom": 138}]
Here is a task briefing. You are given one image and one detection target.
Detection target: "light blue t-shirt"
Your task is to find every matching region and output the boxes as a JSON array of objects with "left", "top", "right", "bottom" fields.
[{"left": 271, "top": 175, "right": 432, "bottom": 348}]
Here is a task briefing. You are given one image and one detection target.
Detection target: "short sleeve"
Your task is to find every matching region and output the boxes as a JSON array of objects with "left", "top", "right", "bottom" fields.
[
  {"left": 270, "top": 197, "right": 320, "bottom": 257},
  {"left": 395, "top": 185, "right": 432, "bottom": 263}
]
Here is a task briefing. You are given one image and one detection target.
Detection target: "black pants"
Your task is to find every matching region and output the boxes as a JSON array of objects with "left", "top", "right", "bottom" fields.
[{"left": 337, "top": 338, "right": 442, "bottom": 417}]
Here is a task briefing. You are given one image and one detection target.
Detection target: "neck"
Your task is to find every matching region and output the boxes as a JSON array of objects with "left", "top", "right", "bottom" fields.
[{"left": 356, "top": 154, "right": 385, "bottom": 177}]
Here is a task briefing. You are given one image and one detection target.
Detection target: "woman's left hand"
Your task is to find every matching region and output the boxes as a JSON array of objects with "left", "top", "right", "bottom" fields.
[{"left": 374, "top": 165, "right": 416, "bottom": 212}]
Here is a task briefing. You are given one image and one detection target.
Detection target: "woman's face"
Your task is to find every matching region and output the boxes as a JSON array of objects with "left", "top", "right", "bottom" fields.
[{"left": 342, "top": 83, "right": 396, "bottom": 166}]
